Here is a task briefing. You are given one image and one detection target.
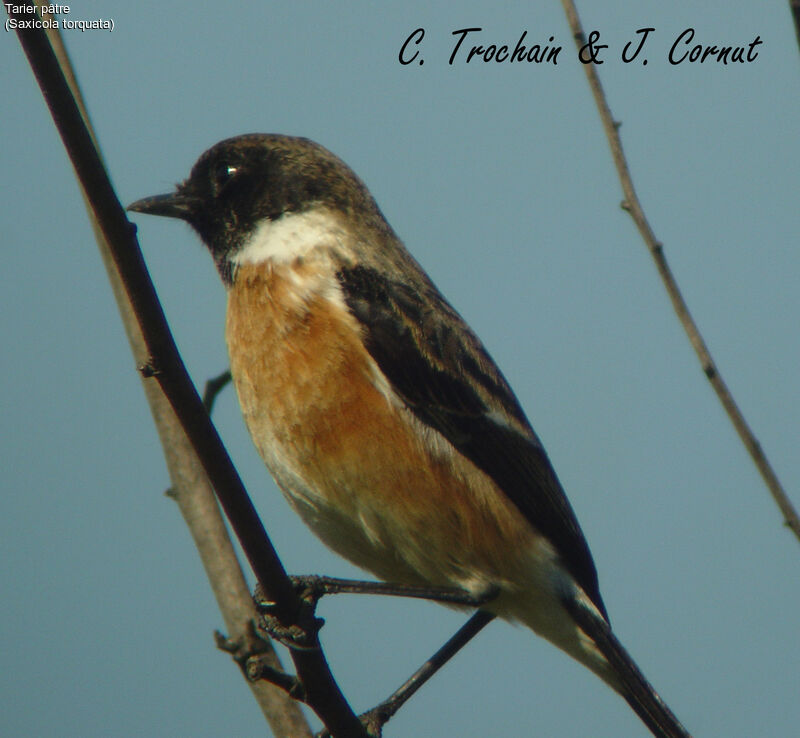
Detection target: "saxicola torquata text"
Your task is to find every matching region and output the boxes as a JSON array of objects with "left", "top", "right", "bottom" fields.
[{"left": 129, "top": 134, "right": 688, "bottom": 737}]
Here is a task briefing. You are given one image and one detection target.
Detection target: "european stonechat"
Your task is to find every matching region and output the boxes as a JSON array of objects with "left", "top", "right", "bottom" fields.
[{"left": 129, "top": 134, "right": 688, "bottom": 737}]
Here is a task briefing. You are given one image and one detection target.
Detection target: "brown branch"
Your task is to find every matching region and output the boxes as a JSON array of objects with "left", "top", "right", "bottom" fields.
[
  {"left": 560, "top": 0, "right": 800, "bottom": 543},
  {"left": 34, "top": 9, "right": 310, "bottom": 736},
  {"left": 30, "top": 9, "right": 310, "bottom": 735},
  {"left": 10, "top": 6, "right": 365, "bottom": 736}
]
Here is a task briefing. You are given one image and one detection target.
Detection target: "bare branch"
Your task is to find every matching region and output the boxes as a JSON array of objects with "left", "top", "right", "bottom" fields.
[
  {"left": 29, "top": 9, "right": 309, "bottom": 736},
  {"left": 27, "top": 4, "right": 312, "bottom": 736},
  {"left": 560, "top": 0, "right": 800, "bottom": 543},
  {"left": 10, "top": 6, "right": 364, "bottom": 735}
]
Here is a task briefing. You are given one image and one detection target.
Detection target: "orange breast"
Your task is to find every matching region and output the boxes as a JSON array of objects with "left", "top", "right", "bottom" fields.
[{"left": 225, "top": 260, "right": 543, "bottom": 592}]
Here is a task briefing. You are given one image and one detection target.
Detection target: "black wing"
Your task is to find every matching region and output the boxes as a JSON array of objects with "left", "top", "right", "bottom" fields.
[{"left": 337, "top": 264, "right": 607, "bottom": 618}]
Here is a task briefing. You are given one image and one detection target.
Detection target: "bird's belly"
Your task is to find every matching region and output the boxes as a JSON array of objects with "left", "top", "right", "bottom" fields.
[{"left": 225, "top": 263, "right": 558, "bottom": 605}]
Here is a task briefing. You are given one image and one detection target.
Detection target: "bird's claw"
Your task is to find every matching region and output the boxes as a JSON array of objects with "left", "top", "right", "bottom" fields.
[{"left": 253, "top": 580, "right": 325, "bottom": 651}]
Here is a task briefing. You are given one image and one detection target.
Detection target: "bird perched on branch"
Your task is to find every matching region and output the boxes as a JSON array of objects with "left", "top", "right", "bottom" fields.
[{"left": 129, "top": 134, "right": 688, "bottom": 737}]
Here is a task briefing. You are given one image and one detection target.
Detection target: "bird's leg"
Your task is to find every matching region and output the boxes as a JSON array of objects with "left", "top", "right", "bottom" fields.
[
  {"left": 256, "top": 575, "right": 499, "bottom": 609},
  {"left": 253, "top": 576, "right": 497, "bottom": 652},
  {"left": 316, "top": 611, "right": 496, "bottom": 738}
]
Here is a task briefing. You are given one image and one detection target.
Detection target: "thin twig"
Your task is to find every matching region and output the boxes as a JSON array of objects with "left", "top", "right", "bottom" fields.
[
  {"left": 10, "top": 8, "right": 365, "bottom": 736},
  {"left": 203, "top": 369, "right": 232, "bottom": 413},
  {"left": 560, "top": 0, "right": 800, "bottom": 543}
]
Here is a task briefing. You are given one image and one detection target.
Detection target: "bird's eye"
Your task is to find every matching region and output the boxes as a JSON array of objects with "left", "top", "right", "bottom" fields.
[{"left": 213, "top": 161, "right": 240, "bottom": 193}]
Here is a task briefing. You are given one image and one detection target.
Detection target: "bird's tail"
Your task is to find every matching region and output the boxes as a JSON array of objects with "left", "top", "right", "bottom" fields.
[{"left": 562, "top": 595, "right": 691, "bottom": 738}]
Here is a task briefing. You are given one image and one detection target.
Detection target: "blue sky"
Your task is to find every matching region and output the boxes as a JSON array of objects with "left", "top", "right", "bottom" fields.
[{"left": 2, "top": 2, "right": 798, "bottom": 736}]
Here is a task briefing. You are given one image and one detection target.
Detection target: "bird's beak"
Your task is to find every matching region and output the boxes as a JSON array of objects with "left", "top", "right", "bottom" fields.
[{"left": 127, "top": 191, "right": 199, "bottom": 221}]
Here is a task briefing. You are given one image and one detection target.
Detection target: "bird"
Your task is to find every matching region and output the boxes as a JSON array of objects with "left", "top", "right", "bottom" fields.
[{"left": 128, "top": 133, "right": 689, "bottom": 737}]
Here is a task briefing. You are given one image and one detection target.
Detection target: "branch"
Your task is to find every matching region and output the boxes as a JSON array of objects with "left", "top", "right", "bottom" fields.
[
  {"left": 203, "top": 369, "right": 232, "bottom": 413},
  {"left": 560, "top": 0, "right": 800, "bottom": 543},
  {"left": 23, "top": 4, "right": 310, "bottom": 737},
  {"left": 10, "top": 6, "right": 364, "bottom": 736}
]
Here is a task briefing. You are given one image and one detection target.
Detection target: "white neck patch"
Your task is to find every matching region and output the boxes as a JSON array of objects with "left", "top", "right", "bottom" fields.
[{"left": 230, "top": 208, "right": 346, "bottom": 267}]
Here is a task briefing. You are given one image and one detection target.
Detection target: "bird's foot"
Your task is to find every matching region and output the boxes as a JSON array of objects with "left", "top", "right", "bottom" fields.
[{"left": 253, "top": 581, "right": 325, "bottom": 651}]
